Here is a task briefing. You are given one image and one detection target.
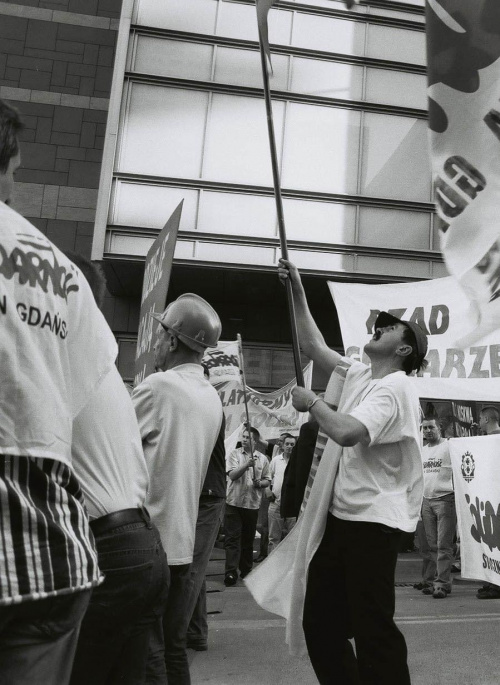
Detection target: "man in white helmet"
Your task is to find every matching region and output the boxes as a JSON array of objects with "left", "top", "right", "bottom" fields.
[{"left": 132, "top": 294, "right": 224, "bottom": 685}]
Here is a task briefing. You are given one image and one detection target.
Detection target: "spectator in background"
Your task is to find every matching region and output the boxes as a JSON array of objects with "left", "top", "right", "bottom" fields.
[
  {"left": 66, "top": 254, "right": 169, "bottom": 685},
  {"left": 133, "top": 295, "right": 223, "bottom": 685},
  {"left": 252, "top": 427, "right": 274, "bottom": 564},
  {"left": 224, "top": 429, "right": 270, "bottom": 586},
  {"left": 281, "top": 417, "right": 320, "bottom": 519},
  {"left": 185, "top": 365, "right": 226, "bottom": 653},
  {"left": 0, "top": 99, "right": 116, "bottom": 685},
  {"left": 420, "top": 417, "right": 455, "bottom": 599},
  {"left": 476, "top": 407, "right": 500, "bottom": 600},
  {"left": 268, "top": 435, "right": 297, "bottom": 552}
]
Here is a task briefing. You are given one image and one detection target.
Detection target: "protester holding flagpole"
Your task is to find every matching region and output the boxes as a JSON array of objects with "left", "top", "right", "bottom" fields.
[{"left": 251, "top": 258, "right": 427, "bottom": 684}]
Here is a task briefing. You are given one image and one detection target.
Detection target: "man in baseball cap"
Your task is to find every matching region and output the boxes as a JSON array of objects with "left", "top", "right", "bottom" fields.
[{"left": 132, "top": 294, "right": 223, "bottom": 684}]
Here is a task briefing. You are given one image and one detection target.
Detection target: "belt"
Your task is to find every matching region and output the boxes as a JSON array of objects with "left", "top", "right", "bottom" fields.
[{"left": 90, "top": 507, "right": 151, "bottom": 537}]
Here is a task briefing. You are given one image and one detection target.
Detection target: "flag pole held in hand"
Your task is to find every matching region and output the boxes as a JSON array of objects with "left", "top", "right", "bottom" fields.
[{"left": 255, "top": 0, "right": 303, "bottom": 386}]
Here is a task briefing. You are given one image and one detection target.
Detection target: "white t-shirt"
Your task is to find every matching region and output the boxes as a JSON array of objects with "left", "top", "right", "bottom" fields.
[
  {"left": 72, "top": 366, "right": 149, "bottom": 519},
  {"left": 133, "top": 364, "right": 223, "bottom": 565},
  {"left": 422, "top": 440, "right": 453, "bottom": 499},
  {"left": 0, "top": 203, "right": 117, "bottom": 465},
  {"left": 330, "top": 363, "right": 423, "bottom": 532},
  {"left": 270, "top": 454, "right": 288, "bottom": 504}
]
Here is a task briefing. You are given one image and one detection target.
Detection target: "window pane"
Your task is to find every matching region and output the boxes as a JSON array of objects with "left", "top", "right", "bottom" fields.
[
  {"left": 196, "top": 242, "right": 276, "bottom": 266},
  {"left": 358, "top": 207, "right": 430, "bottom": 249},
  {"left": 203, "top": 94, "right": 285, "bottom": 186},
  {"left": 117, "top": 339, "right": 137, "bottom": 382},
  {"left": 217, "top": 1, "right": 293, "bottom": 45},
  {"left": 366, "top": 25, "right": 426, "bottom": 65},
  {"left": 291, "top": 57, "right": 363, "bottom": 100},
  {"left": 135, "top": 0, "right": 218, "bottom": 33},
  {"left": 214, "top": 46, "right": 289, "bottom": 91},
  {"left": 360, "top": 113, "right": 431, "bottom": 202},
  {"left": 356, "top": 255, "right": 430, "bottom": 278},
  {"left": 282, "top": 103, "right": 360, "bottom": 194},
  {"left": 117, "top": 85, "right": 208, "bottom": 178},
  {"left": 295, "top": 0, "right": 367, "bottom": 11},
  {"left": 133, "top": 37, "right": 214, "bottom": 81},
  {"left": 367, "top": 7, "right": 424, "bottom": 22},
  {"left": 366, "top": 68, "right": 427, "bottom": 109},
  {"left": 110, "top": 181, "right": 199, "bottom": 230},
  {"left": 198, "top": 191, "right": 277, "bottom": 237},
  {"left": 283, "top": 198, "right": 356, "bottom": 244},
  {"left": 292, "top": 13, "right": 366, "bottom": 56},
  {"left": 289, "top": 249, "right": 354, "bottom": 272}
]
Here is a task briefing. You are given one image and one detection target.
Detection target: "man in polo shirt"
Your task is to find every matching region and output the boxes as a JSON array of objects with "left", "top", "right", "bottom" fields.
[
  {"left": 268, "top": 434, "right": 297, "bottom": 553},
  {"left": 133, "top": 294, "right": 223, "bottom": 685},
  {"left": 224, "top": 429, "right": 271, "bottom": 586},
  {"left": 279, "top": 258, "right": 427, "bottom": 685}
]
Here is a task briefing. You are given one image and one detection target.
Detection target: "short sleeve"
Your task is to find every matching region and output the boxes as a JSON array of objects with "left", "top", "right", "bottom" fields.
[
  {"left": 261, "top": 458, "right": 271, "bottom": 480},
  {"left": 226, "top": 449, "right": 239, "bottom": 474},
  {"left": 132, "top": 380, "right": 157, "bottom": 442},
  {"left": 349, "top": 378, "right": 407, "bottom": 446}
]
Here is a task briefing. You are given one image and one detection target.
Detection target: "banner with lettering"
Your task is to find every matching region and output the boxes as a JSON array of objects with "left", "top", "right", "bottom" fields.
[
  {"left": 426, "top": 1, "right": 500, "bottom": 347},
  {"left": 134, "top": 201, "right": 182, "bottom": 386},
  {"left": 328, "top": 276, "right": 500, "bottom": 401},
  {"left": 214, "top": 362, "right": 313, "bottom": 443},
  {"left": 450, "top": 435, "right": 500, "bottom": 584}
]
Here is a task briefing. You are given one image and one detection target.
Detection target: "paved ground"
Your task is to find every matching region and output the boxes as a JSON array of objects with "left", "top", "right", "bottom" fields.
[{"left": 189, "top": 552, "right": 500, "bottom": 685}]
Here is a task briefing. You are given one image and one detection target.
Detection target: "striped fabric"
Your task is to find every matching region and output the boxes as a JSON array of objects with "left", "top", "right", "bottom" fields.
[
  {"left": 300, "top": 358, "right": 353, "bottom": 513},
  {"left": 0, "top": 455, "right": 101, "bottom": 606}
]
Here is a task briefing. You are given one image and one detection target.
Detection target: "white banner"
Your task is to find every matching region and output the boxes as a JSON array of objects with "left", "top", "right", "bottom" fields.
[
  {"left": 426, "top": 1, "right": 500, "bottom": 347},
  {"left": 328, "top": 276, "right": 500, "bottom": 401},
  {"left": 202, "top": 340, "right": 240, "bottom": 385},
  {"left": 450, "top": 435, "right": 500, "bottom": 584}
]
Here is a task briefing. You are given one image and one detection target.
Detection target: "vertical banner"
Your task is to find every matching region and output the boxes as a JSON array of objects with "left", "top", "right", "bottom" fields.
[
  {"left": 134, "top": 201, "right": 182, "bottom": 386},
  {"left": 426, "top": 0, "right": 500, "bottom": 346},
  {"left": 450, "top": 435, "right": 500, "bottom": 584}
]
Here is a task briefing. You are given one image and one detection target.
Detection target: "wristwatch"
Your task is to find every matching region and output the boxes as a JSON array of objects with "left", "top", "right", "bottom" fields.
[{"left": 306, "top": 395, "right": 323, "bottom": 411}]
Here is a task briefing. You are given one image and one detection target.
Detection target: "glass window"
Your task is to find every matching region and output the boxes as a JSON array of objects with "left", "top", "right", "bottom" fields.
[
  {"left": 135, "top": 0, "right": 218, "bottom": 33},
  {"left": 356, "top": 255, "right": 430, "bottom": 278},
  {"left": 216, "top": 1, "right": 293, "bottom": 45},
  {"left": 133, "top": 37, "right": 214, "bottom": 81},
  {"left": 283, "top": 198, "right": 356, "bottom": 244},
  {"left": 360, "top": 113, "right": 431, "bottom": 202},
  {"left": 117, "top": 84, "right": 209, "bottom": 178},
  {"left": 292, "top": 13, "right": 366, "bottom": 56},
  {"left": 367, "top": 7, "right": 424, "bottom": 22},
  {"left": 293, "top": 0, "right": 367, "bottom": 11},
  {"left": 108, "top": 233, "right": 153, "bottom": 256},
  {"left": 116, "top": 339, "right": 137, "bottom": 382},
  {"left": 175, "top": 240, "right": 196, "bottom": 259},
  {"left": 366, "top": 24, "right": 426, "bottom": 65},
  {"left": 289, "top": 248, "right": 354, "bottom": 272},
  {"left": 110, "top": 181, "right": 199, "bottom": 230},
  {"left": 198, "top": 190, "right": 277, "bottom": 237},
  {"left": 365, "top": 68, "right": 427, "bottom": 109},
  {"left": 214, "top": 46, "right": 289, "bottom": 91},
  {"left": 291, "top": 57, "right": 363, "bottom": 101},
  {"left": 195, "top": 241, "right": 276, "bottom": 265},
  {"left": 282, "top": 103, "right": 361, "bottom": 194},
  {"left": 432, "top": 262, "right": 449, "bottom": 278},
  {"left": 203, "top": 93, "right": 285, "bottom": 186},
  {"left": 358, "top": 207, "right": 431, "bottom": 250}
]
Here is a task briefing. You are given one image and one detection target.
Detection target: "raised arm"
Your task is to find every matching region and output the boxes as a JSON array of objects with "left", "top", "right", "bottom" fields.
[{"left": 278, "top": 258, "right": 342, "bottom": 377}]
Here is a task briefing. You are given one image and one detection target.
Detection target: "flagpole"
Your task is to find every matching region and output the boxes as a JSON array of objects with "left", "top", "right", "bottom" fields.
[
  {"left": 237, "top": 334, "right": 257, "bottom": 480},
  {"left": 257, "top": 28, "right": 304, "bottom": 388}
]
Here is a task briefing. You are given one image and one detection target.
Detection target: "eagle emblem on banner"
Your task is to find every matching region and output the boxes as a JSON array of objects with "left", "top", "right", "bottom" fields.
[{"left": 461, "top": 451, "right": 476, "bottom": 482}]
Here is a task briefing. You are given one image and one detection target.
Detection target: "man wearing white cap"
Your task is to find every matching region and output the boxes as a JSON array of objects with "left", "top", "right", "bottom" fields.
[{"left": 132, "top": 294, "right": 224, "bottom": 685}]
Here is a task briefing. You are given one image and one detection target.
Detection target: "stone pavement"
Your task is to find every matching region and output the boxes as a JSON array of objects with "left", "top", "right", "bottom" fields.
[{"left": 189, "top": 550, "right": 500, "bottom": 685}]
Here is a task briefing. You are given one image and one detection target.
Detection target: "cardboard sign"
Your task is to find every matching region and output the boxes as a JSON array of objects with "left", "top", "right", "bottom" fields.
[
  {"left": 134, "top": 201, "right": 182, "bottom": 386},
  {"left": 450, "top": 435, "right": 500, "bottom": 584}
]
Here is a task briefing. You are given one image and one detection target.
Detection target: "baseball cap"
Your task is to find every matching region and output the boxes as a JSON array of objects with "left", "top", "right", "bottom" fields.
[{"left": 374, "top": 311, "right": 428, "bottom": 360}]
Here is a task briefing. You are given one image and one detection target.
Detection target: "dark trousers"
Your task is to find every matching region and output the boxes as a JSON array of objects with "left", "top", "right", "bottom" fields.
[
  {"left": 303, "top": 514, "right": 410, "bottom": 685},
  {"left": 186, "top": 495, "right": 225, "bottom": 645},
  {"left": 71, "top": 511, "right": 170, "bottom": 685},
  {"left": 256, "top": 495, "right": 270, "bottom": 557},
  {"left": 224, "top": 504, "right": 259, "bottom": 577},
  {"left": 0, "top": 589, "right": 91, "bottom": 685},
  {"left": 147, "top": 563, "right": 192, "bottom": 685}
]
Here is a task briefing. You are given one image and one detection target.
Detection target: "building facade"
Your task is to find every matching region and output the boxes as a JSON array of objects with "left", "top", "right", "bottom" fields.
[{"left": 2, "top": 0, "right": 449, "bottom": 391}]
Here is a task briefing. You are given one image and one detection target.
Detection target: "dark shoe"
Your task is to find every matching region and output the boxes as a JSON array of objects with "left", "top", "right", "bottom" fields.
[
  {"left": 433, "top": 588, "right": 448, "bottom": 599},
  {"left": 413, "top": 582, "right": 427, "bottom": 590},
  {"left": 477, "top": 586, "right": 500, "bottom": 599},
  {"left": 254, "top": 554, "right": 267, "bottom": 563},
  {"left": 224, "top": 572, "right": 237, "bottom": 587},
  {"left": 422, "top": 586, "right": 433, "bottom": 595},
  {"left": 187, "top": 641, "right": 208, "bottom": 651},
  {"left": 477, "top": 584, "right": 492, "bottom": 597}
]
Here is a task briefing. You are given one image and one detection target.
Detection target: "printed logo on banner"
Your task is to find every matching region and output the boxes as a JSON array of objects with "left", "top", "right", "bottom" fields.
[{"left": 461, "top": 451, "right": 476, "bottom": 482}]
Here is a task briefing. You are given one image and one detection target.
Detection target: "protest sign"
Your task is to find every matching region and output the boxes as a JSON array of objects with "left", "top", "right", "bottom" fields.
[
  {"left": 450, "top": 435, "right": 500, "bottom": 584},
  {"left": 328, "top": 276, "right": 500, "bottom": 401},
  {"left": 134, "top": 201, "right": 182, "bottom": 386},
  {"left": 202, "top": 340, "right": 240, "bottom": 384},
  {"left": 426, "top": 1, "right": 500, "bottom": 346}
]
